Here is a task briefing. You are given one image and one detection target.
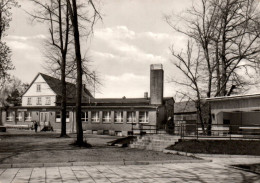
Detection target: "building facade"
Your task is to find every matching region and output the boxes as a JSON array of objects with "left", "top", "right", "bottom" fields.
[
  {"left": 207, "top": 94, "right": 260, "bottom": 135},
  {"left": 0, "top": 64, "right": 174, "bottom": 136}
]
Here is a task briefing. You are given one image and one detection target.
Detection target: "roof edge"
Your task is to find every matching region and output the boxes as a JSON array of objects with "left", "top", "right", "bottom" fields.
[
  {"left": 21, "top": 73, "right": 41, "bottom": 97},
  {"left": 206, "top": 93, "right": 260, "bottom": 102}
]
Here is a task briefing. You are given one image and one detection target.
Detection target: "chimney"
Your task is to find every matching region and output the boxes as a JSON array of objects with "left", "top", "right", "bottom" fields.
[
  {"left": 150, "top": 64, "right": 163, "bottom": 105},
  {"left": 144, "top": 92, "right": 148, "bottom": 99}
]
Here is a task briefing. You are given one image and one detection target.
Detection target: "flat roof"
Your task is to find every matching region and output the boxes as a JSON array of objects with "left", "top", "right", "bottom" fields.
[{"left": 206, "top": 93, "right": 260, "bottom": 102}]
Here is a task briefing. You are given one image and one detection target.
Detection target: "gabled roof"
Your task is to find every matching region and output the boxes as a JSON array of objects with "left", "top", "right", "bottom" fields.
[
  {"left": 22, "top": 73, "right": 93, "bottom": 100},
  {"left": 40, "top": 73, "right": 93, "bottom": 99}
]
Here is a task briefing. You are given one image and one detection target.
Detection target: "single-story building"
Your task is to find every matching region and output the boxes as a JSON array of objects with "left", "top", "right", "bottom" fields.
[
  {"left": 207, "top": 94, "right": 260, "bottom": 135},
  {"left": 0, "top": 64, "right": 174, "bottom": 136}
]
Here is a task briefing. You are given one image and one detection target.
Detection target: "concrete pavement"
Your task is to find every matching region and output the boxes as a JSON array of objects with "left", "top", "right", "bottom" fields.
[{"left": 0, "top": 157, "right": 260, "bottom": 183}]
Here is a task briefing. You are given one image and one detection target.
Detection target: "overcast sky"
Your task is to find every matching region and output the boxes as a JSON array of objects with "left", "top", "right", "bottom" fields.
[{"left": 5, "top": 0, "right": 191, "bottom": 98}]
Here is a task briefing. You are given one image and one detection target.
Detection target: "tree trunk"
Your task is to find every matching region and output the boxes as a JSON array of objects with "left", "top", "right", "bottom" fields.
[
  {"left": 216, "top": 41, "right": 221, "bottom": 95},
  {"left": 0, "top": 108, "right": 2, "bottom": 126},
  {"left": 221, "top": 61, "right": 227, "bottom": 96},
  {"left": 220, "top": 8, "right": 228, "bottom": 96},
  {"left": 60, "top": 58, "right": 67, "bottom": 137},
  {"left": 68, "top": 0, "right": 83, "bottom": 144},
  {"left": 59, "top": 0, "right": 67, "bottom": 137},
  {"left": 196, "top": 101, "right": 205, "bottom": 134},
  {"left": 207, "top": 103, "right": 212, "bottom": 135},
  {"left": 0, "top": 9, "right": 2, "bottom": 40}
]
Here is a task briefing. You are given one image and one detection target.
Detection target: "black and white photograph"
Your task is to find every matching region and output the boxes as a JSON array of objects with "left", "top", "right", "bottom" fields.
[{"left": 0, "top": 0, "right": 260, "bottom": 182}]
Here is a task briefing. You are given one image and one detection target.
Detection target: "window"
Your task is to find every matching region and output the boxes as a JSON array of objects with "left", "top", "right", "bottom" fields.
[
  {"left": 91, "top": 111, "right": 99, "bottom": 123},
  {"left": 115, "top": 111, "right": 123, "bottom": 123},
  {"left": 81, "top": 111, "right": 88, "bottom": 122},
  {"left": 6, "top": 111, "right": 13, "bottom": 121},
  {"left": 25, "top": 111, "right": 32, "bottom": 121},
  {"left": 36, "top": 97, "right": 42, "bottom": 105},
  {"left": 66, "top": 111, "right": 70, "bottom": 122},
  {"left": 115, "top": 131, "right": 122, "bottom": 136},
  {"left": 45, "top": 97, "right": 51, "bottom": 105},
  {"left": 36, "top": 84, "right": 41, "bottom": 92},
  {"left": 27, "top": 98, "right": 32, "bottom": 105},
  {"left": 103, "top": 111, "right": 111, "bottom": 123},
  {"left": 16, "top": 112, "right": 23, "bottom": 122},
  {"left": 127, "top": 111, "right": 136, "bottom": 123},
  {"left": 223, "top": 119, "right": 230, "bottom": 125},
  {"left": 56, "top": 111, "right": 61, "bottom": 122},
  {"left": 139, "top": 111, "right": 149, "bottom": 123},
  {"left": 56, "top": 111, "right": 70, "bottom": 122}
]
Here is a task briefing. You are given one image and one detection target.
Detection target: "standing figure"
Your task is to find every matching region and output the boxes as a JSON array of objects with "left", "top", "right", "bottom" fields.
[{"left": 34, "top": 121, "right": 38, "bottom": 133}]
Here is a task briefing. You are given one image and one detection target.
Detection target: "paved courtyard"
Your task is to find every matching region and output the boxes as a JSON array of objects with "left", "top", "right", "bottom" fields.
[{"left": 1, "top": 158, "right": 260, "bottom": 183}]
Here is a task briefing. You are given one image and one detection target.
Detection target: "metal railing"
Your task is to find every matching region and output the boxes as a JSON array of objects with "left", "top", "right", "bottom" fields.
[
  {"left": 177, "top": 123, "right": 260, "bottom": 140},
  {"left": 132, "top": 123, "right": 157, "bottom": 135}
]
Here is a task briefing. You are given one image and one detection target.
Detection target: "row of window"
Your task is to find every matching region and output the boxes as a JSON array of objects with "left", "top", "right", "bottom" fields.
[
  {"left": 27, "top": 97, "right": 51, "bottom": 105},
  {"left": 7, "top": 111, "right": 32, "bottom": 122},
  {"left": 7, "top": 111, "right": 64, "bottom": 122},
  {"left": 81, "top": 111, "right": 149, "bottom": 123},
  {"left": 6, "top": 111, "right": 149, "bottom": 123}
]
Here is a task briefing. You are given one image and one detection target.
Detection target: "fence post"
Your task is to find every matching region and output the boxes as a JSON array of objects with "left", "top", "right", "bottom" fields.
[
  {"left": 196, "top": 123, "right": 198, "bottom": 140},
  {"left": 230, "top": 124, "right": 232, "bottom": 140},
  {"left": 180, "top": 123, "right": 183, "bottom": 139},
  {"left": 182, "top": 123, "right": 184, "bottom": 140}
]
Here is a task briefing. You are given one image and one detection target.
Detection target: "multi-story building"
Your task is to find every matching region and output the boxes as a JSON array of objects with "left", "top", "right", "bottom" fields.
[{"left": 0, "top": 64, "right": 174, "bottom": 136}]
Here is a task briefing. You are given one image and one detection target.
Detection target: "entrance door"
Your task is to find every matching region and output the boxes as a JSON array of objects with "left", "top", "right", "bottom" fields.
[{"left": 40, "top": 112, "right": 49, "bottom": 130}]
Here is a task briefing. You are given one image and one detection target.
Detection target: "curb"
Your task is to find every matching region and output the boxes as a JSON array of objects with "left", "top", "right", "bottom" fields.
[
  {"left": 163, "top": 149, "right": 202, "bottom": 159},
  {"left": 0, "top": 159, "right": 211, "bottom": 169},
  {"left": 163, "top": 149, "right": 260, "bottom": 158}
]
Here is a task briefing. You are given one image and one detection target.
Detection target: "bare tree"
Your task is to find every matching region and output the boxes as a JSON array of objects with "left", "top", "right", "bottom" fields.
[
  {"left": 29, "top": 0, "right": 72, "bottom": 137},
  {"left": 170, "top": 41, "right": 206, "bottom": 132},
  {"left": 166, "top": 0, "right": 260, "bottom": 134},
  {"left": 66, "top": 0, "right": 101, "bottom": 145},
  {"left": 29, "top": 0, "right": 101, "bottom": 141}
]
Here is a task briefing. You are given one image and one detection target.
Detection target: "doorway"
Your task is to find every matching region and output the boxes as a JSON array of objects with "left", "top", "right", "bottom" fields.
[{"left": 40, "top": 112, "right": 49, "bottom": 130}]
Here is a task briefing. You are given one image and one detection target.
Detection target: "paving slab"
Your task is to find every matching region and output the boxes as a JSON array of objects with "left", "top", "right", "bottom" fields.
[
  {"left": 0, "top": 160, "right": 260, "bottom": 183},
  {"left": 29, "top": 167, "right": 46, "bottom": 183},
  {"left": 59, "top": 167, "right": 79, "bottom": 183},
  {"left": 45, "top": 167, "right": 62, "bottom": 183},
  {"left": 0, "top": 169, "right": 5, "bottom": 176},
  {"left": 0, "top": 168, "right": 19, "bottom": 183},
  {"left": 12, "top": 168, "right": 32, "bottom": 183}
]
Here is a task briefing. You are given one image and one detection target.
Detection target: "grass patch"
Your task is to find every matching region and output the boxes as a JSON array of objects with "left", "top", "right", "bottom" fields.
[
  {"left": 0, "top": 131, "right": 195, "bottom": 164},
  {"left": 70, "top": 140, "right": 92, "bottom": 148},
  {"left": 107, "top": 136, "right": 136, "bottom": 147},
  {"left": 167, "top": 140, "right": 260, "bottom": 155}
]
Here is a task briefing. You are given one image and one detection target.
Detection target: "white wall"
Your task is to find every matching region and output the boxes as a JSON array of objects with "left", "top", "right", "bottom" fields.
[{"left": 22, "top": 74, "right": 56, "bottom": 106}]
